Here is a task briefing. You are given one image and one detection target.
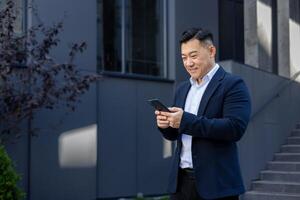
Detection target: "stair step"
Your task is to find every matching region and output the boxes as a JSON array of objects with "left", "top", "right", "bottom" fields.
[
  {"left": 244, "top": 191, "right": 300, "bottom": 200},
  {"left": 291, "top": 130, "right": 300, "bottom": 137},
  {"left": 274, "top": 153, "right": 300, "bottom": 161},
  {"left": 260, "top": 170, "right": 300, "bottom": 182},
  {"left": 252, "top": 180, "right": 300, "bottom": 194},
  {"left": 288, "top": 137, "right": 300, "bottom": 145},
  {"left": 245, "top": 123, "right": 300, "bottom": 199},
  {"left": 268, "top": 161, "right": 300, "bottom": 171},
  {"left": 281, "top": 145, "right": 300, "bottom": 153}
]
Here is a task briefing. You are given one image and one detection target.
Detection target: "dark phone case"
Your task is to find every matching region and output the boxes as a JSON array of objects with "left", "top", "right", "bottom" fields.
[{"left": 148, "top": 99, "right": 170, "bottom": 112}]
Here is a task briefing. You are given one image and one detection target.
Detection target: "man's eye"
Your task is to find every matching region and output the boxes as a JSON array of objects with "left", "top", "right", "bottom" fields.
[{"left": 191, "top": 55, "right": 197, "bottom": 58}]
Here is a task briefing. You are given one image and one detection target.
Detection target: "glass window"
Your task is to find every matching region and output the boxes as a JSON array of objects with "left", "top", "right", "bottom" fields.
[
  {"left": 0, "top": 0, "right": 24, "bottom": 34},
  {"left": 97, "top": 0, "right": 122, "bottom": 72},
  {"left": 97, "top": 0, "right": 166, "bottom": 77},
  {"left": 219, "top": 0, "right": 244, "bottom": 63}
]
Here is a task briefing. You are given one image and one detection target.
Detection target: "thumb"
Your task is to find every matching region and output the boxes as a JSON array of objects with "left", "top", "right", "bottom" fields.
[{"left": 169, "top": 107, "right": 181, "bottom": 112}]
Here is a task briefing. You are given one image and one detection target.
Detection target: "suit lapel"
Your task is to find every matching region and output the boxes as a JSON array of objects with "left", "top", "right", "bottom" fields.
[
  {"left": 178, "top": 82, "right": 191, "bottom": 109},
  {"left": 197, "top": 67, "right": 226, "bottom": 116}
]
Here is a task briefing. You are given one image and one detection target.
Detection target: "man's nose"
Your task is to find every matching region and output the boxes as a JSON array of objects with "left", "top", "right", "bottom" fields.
[{"left": 186, "top": 57, "right": 194, "bottom": 67}]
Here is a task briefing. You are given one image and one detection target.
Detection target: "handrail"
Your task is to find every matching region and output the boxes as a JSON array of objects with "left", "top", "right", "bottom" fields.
[{"left": 251, "top": 70, "right": 300, "bottom": 120}]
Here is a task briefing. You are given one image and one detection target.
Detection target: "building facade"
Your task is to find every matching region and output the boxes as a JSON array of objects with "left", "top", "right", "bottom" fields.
[{"left": 3, "top": 0, "right": 300, "bottom": 199}]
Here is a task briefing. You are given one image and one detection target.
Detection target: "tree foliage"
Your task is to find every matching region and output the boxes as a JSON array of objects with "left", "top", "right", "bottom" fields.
[{"left": 0, "top": 0, "right": 100, "bottom": 142}]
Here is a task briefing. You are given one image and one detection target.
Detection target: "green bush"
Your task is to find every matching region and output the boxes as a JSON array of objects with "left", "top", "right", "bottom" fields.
[{"left": 0, "top": 146, "right": 25, "bottom": 200}]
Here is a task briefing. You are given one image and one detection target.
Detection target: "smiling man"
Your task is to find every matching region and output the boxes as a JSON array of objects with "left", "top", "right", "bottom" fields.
[{"left": 155, "top": 28, "right": 251, "bottom": 200}]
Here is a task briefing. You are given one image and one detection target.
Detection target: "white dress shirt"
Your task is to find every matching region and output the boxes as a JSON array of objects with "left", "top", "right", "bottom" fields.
[{"left": 180, "top": 63, "right": 220, "bottom": 169}]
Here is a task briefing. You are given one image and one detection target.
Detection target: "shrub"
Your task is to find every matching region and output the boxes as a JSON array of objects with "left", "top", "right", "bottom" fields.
[{"left": 0, "top": 146, "right": 25, "bottom": 200}]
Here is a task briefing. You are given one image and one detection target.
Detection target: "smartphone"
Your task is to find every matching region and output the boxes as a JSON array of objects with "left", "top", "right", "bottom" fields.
[{"left": 148, "top": 99, "right": 170, "bottom": 112}]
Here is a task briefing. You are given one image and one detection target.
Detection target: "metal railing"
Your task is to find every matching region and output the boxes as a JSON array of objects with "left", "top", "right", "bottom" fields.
[{"left": 251, "top": 70, "right": 300, "bottom": 120}]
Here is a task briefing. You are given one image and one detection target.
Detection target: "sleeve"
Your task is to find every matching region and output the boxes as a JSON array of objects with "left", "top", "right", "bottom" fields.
[
  {"left": 178, "top": 78, "right": 251, "bottom": 142},
  {"left": 158, "top": 127, "right": 179, "bottom": 141}
]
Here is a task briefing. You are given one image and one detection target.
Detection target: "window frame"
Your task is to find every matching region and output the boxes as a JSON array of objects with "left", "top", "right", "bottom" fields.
[{"left": 97, "top": 0, "right": 168, "bottom": 79}]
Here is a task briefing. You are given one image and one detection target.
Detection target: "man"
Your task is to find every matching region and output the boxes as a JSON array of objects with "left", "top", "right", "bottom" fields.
[{"left": 155, "top": 28, "right": 251, "bottom": 200}]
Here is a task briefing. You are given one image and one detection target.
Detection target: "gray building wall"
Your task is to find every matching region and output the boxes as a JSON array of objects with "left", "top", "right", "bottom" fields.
[
  {"left": 244, "top": 0, "right": 300, "bottom": 78},
  {"left": 220, "top": 60, "right": 300, "bottom": 192},
  {"left": 19, "top": 0, "right": 98, "bottom": 200},
  {"left": 172, "top": 0, "right": 219, "bottom": 83},
  {"left": 97, "top": 78, "right": 174, "bottom": 198}
]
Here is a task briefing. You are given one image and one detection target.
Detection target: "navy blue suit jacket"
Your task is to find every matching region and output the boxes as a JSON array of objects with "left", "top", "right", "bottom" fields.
[{"left": 159, "top": 66, "right": 251, "bottom": 199}]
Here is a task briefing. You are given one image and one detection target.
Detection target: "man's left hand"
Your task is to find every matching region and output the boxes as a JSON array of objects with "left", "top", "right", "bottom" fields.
[{"left": 160, "top": 107, "right": 183, "bottom": 129}]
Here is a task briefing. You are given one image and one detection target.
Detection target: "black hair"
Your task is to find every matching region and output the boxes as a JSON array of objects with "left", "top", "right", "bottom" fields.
[{"left": 180, "top": 28, "right": 214, "bottom": 45}]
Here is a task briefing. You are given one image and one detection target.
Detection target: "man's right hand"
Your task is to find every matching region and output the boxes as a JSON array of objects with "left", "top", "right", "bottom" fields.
[{"left": 155, "top": 110, "right": 170, "bottom": 129}]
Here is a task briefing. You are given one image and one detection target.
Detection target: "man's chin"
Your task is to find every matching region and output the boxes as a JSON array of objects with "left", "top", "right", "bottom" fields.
[{"left": 191, "top": 75, "right": 199, "bottom": 80}]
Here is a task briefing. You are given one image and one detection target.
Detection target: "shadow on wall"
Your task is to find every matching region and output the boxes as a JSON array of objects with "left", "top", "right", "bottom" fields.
[
  {"left": 258, "top": 0, "right": 300, "bottom": 25},
  {"left": 289, "top": 0, "right": 300, "bottom": 25}
]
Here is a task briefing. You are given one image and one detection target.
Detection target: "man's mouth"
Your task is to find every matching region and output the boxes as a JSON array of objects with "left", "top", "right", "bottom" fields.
[{"left": 189, "top": 68, "right": 198, "bottom": 73}]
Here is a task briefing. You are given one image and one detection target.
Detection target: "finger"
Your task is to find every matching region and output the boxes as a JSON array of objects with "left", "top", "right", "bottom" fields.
[
  {"left": 158, "top": 120, "right": 169, "bottom": 124},
  {"left": 157, "top": 117, "right": 169, "bottom": 123},
  {"left": 157, "top": 115, "right": 167, "bottom": 120},
  {"left": 160, "top": 111, "right": 172, "bottom": 117},
  {"left": 169, "top": 107, "right": 181, "bottom": 112},
  {"left": 157, "top": 120, "right": 169, "bottom": 125}
]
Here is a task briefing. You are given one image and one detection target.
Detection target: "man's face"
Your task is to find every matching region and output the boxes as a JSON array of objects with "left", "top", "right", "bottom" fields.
[{"left": 181, "top": 39, "right": 216, "bottom": 83}]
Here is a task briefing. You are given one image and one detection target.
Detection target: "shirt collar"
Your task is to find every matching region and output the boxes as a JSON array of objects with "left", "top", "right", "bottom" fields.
[{"left": 189, "top": 63, "right": 220, "bottom": 86}]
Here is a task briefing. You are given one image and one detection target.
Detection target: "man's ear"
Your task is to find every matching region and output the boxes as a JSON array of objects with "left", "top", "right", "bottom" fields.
[{"left": 209, "top": 45, "right": 216, "bottom": 58}]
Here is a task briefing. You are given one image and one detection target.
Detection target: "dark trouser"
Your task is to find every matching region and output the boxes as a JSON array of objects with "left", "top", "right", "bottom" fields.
[{"left": 170, "top": 168, "right": 239, "bottom": 200}]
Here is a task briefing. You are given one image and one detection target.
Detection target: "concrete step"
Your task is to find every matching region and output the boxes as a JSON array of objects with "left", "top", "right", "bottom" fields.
[
  {"left": 252, "top": 180, "right": 300, "bottom": 194},
  {"left": 268, "top": 161, "right": 300, "bottom": 171},
  {"left": 291, "top": 130, "right": 300, "bottom": 137},
  {"left": 260, "top": 170, "right": 300, "bottom": 182},
  {"left": 281, "top": 145, "right": 300, "bottom": 153},
  {"left": 243, "top": 191, "right": 300, "bottom": 200},
  {"left": 287, "top": 137, "right": 300, "bottom": 145},
  {"left": 274, "top": 153, "right": 300, "bottom": 162}
]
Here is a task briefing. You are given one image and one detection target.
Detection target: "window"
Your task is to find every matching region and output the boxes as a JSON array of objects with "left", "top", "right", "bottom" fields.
[
  {"left": 97, "top": 0, "right": 166, "bottom": 77},
  {"left": 219, "top": 0, "right": 244, "bottom": 63},
  {"left": 0, "top": 0, "right": 25, "bottom": 34}
]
